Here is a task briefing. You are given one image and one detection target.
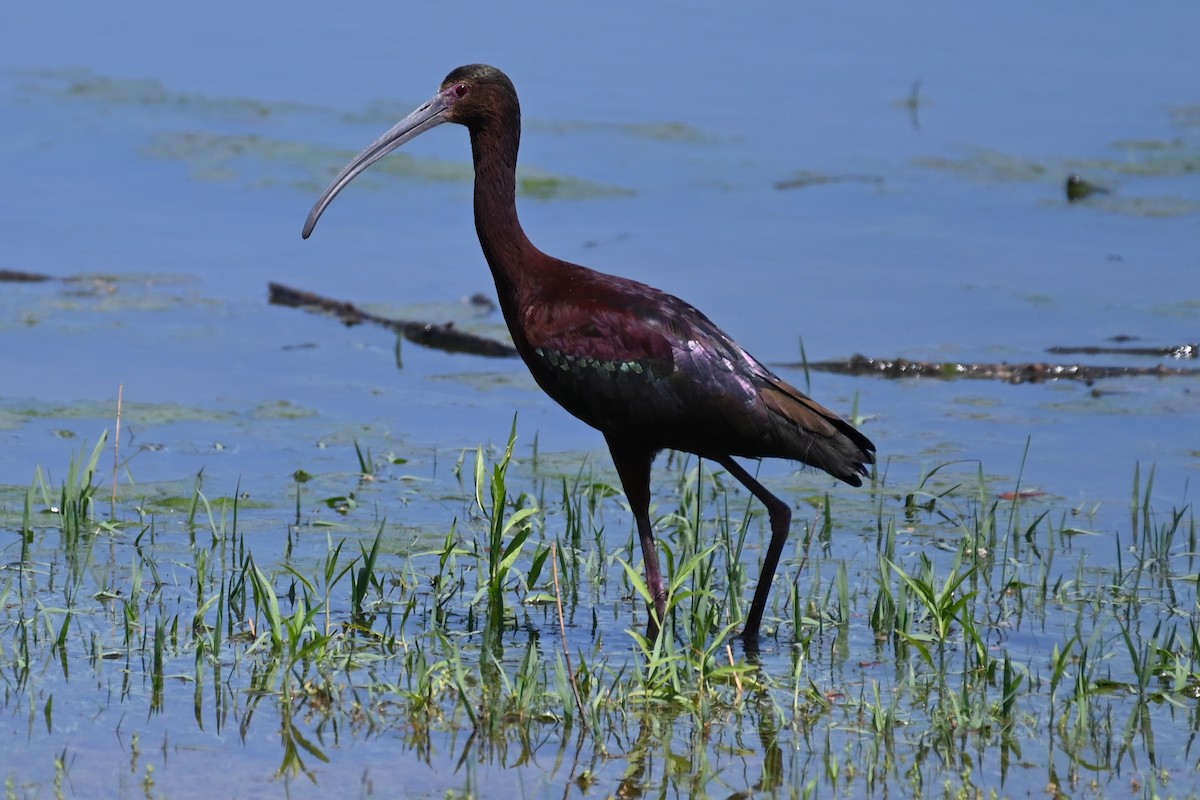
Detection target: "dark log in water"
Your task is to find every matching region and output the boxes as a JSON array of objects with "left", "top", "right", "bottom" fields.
[
  {"left": 267, "top": 282, "right": 517, "bottom": 358},
  {"left": 795, "top": 354, "right": 1200, "bottom": 384},
  {"left": 0, "top": 269, "right": 54, "bottom": 283},
  {"left": 1046, "top": 343, "right": 1197, "bottom": 360}
]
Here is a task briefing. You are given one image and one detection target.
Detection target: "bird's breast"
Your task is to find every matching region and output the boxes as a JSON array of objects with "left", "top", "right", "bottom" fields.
[
  {"left": 525, "top": 342, "right": 776, "bottom": 458},
  {"left": 527, "top": 345, "right": 686, "bottom": 438},
  {"left": 533, "top": 346, "right": 662, "bottom": 383}
]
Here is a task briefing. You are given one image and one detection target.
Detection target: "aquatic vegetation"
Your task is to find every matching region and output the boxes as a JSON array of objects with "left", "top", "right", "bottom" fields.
[
  {"left": 0, "top": 424, "right": 1195, "bottom": 797},
  {"left": 914, "top": 135, "right": 1200, "bottom": 218}
]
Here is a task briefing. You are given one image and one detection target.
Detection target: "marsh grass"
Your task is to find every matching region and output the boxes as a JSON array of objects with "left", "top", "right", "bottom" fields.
[{"left": 0, "top": 427, "right": 1196, "bottom": 797}]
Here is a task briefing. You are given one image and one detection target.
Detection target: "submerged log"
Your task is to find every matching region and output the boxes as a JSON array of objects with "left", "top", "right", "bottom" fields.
[
  {"left": 794, "top": 354, "right": 1200, "bottom": 384},
  {"left": 1046, "top": 343, "right": 1197, "bottom": 360},
  {"left": 268, "top": 282, "right": 517, "bottom": 358},
  {"left": 0, "top": 269, "right": 54, "bottom": 283}
]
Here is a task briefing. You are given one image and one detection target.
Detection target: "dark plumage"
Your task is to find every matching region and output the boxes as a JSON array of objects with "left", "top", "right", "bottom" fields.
[{"left": 303, "top": 64, "right": 875, "bottom": 645}]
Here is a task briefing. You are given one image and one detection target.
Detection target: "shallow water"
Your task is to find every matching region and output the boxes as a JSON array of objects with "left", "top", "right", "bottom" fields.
[{"left": 2, "top": 2, "right": 1199, "bottom": 797}]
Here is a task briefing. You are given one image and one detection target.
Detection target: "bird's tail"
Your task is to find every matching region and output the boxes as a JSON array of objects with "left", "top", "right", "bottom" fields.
[{"left": 759, "top": 378, "right": 876, "bottom": 487}]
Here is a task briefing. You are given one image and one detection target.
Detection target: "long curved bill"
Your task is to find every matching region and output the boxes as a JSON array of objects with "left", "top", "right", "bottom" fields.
[{"left": 302, "top": 90, "right": 453, "bottom": 239}]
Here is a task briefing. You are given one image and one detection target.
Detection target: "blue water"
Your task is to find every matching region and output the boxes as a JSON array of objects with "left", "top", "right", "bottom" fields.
[
  {"left": 1, "top": 3, "right": 1198, "bottom": 795},
  {"left": 2, "top": 0, "right": 1196, "bottom": 526}
]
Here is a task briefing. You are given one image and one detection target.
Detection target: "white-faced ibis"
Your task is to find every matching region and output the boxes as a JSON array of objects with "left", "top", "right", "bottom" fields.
[{"left": 303, "top": 64, "right": 875, "bottom": 645}]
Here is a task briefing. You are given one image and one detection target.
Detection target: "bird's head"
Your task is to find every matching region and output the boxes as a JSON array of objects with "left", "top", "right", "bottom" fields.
[
  {"left": 302, "top": 64, "right": 518, "bottom": 239},
  {"left": 437, "top": 64, "right": 518, "bottom": 130}
]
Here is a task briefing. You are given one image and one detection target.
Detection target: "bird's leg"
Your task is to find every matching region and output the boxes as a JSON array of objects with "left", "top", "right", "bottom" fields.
[
  {"left": 714, "top": 456, "right": 792, "bottom": 646},
  {"left": 605, "top": 437, "right": 666, "bottom": 641}
]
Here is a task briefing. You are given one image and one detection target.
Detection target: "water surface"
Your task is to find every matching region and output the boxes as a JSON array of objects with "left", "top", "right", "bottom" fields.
[{"left": 2, "top": 2, "right": 1198, "bottom": 797}]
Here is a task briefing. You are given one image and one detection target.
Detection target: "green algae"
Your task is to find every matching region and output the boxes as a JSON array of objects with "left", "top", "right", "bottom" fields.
[
  {"left": 19, "top": 68, "right": 635, "bottom": 200},
  {"left": 17, "top": 67, "right": 320, "bottom": 119},
  {"left": 914, "top": 129, "right": 1200, "bottom": 217},
  {"left": 142, "top": 130, "right": 632, "bottom": 199}
]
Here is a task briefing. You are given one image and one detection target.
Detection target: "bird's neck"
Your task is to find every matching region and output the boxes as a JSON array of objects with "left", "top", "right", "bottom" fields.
[{"left": 469, "top": 124, "right": 544, "bottom": 343}]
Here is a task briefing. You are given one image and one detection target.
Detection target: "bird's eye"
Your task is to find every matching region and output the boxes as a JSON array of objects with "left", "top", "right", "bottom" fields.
[{"left": 452, "top": 83, "right": 469, "bottom": 98}]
